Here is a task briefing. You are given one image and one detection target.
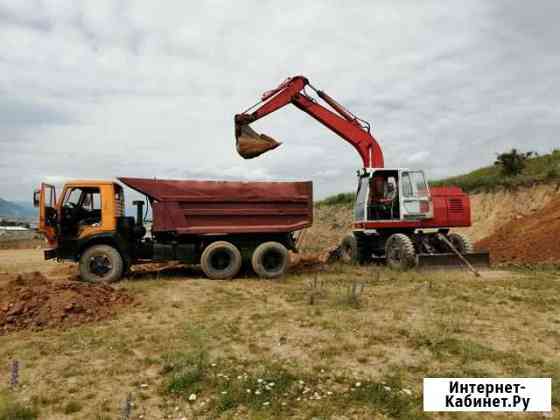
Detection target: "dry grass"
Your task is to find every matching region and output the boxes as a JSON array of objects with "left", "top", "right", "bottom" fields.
[{"left": 0, "top": 247, "right": 559, "bottom": 419}]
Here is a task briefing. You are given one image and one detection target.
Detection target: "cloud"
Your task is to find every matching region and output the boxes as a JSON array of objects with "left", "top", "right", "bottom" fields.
[{"left": 0, "top": 0, "right": 559, "bottom": 203}]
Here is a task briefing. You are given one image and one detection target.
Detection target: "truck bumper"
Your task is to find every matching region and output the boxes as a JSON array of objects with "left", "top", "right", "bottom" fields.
[{"left": 44, "top": 248, "right": 57, "bottom": 260}]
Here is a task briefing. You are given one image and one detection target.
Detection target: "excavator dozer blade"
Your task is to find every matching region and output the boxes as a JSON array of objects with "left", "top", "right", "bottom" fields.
[
  {"left": 235, "top": 123, "right": 282, "bottom": 159},
  {"left": 417, "top": 252, "right": 490, "bottom": 270}
]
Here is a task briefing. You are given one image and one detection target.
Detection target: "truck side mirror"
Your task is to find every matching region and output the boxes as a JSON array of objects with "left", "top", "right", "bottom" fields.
[{"left": 33, "top": 190, "right": 40, "bottom": 208}]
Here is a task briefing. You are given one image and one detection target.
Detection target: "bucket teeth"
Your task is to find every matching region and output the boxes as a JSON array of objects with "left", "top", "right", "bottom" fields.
[{"left": 235, "top": 123, "right": 281, "bottom": 159}]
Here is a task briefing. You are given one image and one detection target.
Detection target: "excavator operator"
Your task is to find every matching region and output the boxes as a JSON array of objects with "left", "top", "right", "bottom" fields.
[{"left": 368, "top": 175, "right": 399, "bottom": 220}]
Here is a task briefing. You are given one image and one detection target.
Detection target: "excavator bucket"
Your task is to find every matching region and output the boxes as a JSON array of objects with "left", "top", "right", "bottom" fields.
[{"left": 235, "top": 123, "right": 282, "bottom": 159}]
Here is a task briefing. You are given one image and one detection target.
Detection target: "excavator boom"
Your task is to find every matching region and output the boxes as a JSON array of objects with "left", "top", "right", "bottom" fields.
[{"left": 235, "top": 76, "right": 384, "bottom": 168}]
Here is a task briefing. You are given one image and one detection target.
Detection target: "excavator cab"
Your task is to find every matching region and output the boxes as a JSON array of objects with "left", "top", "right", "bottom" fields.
[{"left": 355, "top": 169, "right": 433, "bottom": 223}]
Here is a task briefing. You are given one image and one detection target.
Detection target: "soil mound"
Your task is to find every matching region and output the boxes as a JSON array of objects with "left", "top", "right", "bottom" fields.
[
  {"left": 475, "top": 196, "right": 560, "bottom": 264},
  {"left": 0, "top": 272, "right": 132, "bottom": 334},
  {"left": 290, "top": 247, "right": 341, "bottom": 273}
]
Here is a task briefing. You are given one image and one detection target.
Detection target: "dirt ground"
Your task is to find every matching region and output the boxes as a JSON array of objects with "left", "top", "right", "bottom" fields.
[
  {"left": 476, "top": 196, "right": 560, "bottom": 265},
  {"left": 1, "top": 191, "right": 559, "bottom": 418},
  {"left": 0, "top": 271, "right": 132, "bottom": 334},
  {"left": 0, "top": 249, "right": 558, "bottom": 419}
]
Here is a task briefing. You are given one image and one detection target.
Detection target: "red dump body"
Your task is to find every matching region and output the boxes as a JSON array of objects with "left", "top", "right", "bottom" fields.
[{"left": 118, "top": 177, "right": 313, "bottom": 235}]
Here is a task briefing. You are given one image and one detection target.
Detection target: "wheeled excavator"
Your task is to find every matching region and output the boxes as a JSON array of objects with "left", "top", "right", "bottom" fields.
[{"left": 235, "top": 76, "right": 489, "bottom": 269}]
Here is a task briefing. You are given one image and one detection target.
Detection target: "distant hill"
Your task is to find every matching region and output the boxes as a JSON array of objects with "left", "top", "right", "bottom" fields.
[
  {"left": 0, "top": 198, "right": 37, "bottom": 220},
  {"left": 431, "top": 149, "right": 560, "bottom": 193}
]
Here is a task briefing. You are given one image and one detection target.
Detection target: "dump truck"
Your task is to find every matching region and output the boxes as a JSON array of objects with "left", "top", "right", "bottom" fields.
[
  {"left": 34, "top": 177, "right": 313, "bottom": 282},
  {"left": 235, "top": 75, "right": 489, "bottom": 270}
]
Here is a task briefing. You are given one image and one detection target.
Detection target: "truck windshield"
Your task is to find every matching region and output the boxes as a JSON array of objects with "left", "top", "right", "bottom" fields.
[{"left": 401, "top": 171, "right": 428, "bottom": 198}]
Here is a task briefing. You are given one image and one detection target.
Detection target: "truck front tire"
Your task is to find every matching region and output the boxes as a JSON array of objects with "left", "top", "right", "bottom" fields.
[
  {"left": 79, "top": 244, "right": 124, "bottom": 283},
  {"left": 251, "top": 241, "right": 289, "bottom": 279},
  {"left": 200, "top": 241, "right": 242, "bottom": 280}
]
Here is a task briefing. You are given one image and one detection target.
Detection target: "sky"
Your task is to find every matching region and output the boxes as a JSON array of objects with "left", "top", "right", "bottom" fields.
[{"left": 1, "top": 0, "right": 559, "bottom": 202}]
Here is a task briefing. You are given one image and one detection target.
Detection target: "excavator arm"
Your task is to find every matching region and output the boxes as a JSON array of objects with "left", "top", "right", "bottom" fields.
[{"left": 235, "top": 75, "right": 384, "bottom": 168}]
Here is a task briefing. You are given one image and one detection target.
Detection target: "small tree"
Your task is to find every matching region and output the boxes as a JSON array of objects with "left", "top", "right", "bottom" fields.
[{"left": 494, "top": 148, "right": 534, "bottom": 176}]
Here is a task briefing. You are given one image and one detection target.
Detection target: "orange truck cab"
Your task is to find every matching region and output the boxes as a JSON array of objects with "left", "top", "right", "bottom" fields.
[{"left": 34, "top": 180, "right": 136, "bottom": 276}]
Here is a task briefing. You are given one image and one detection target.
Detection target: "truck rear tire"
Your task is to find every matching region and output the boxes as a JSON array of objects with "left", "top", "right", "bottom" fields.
[
  {"left": 385, "top": 233, "right": 417, "bottom": 270},
  {"left": 201, "top": 241, "right": 242, "bottom": 280},
  {"left": 79, "top": 244, "right": 124, "bottom": 283},
  {"left": 251, "top": 241, "right": 289, "bottom": 279}
]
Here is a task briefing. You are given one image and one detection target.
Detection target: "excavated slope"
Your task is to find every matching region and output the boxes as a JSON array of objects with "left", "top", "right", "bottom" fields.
[
  {"left": 475, "top": 195, "right": 560, "bottom": 264},
  {"left": 460, "top": 184, "right": 559, "bottom": 242}
]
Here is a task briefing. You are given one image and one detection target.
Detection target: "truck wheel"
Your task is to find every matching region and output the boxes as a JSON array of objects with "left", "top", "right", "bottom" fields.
[
  {"left": 200, "top": 241, "right": 242, "bottom": 280},
  {"left": 447, "top": 233, "right": 474, "bottom": 254},
  {"left": 79, "top": 244, "right": 124, "bottom": 283},
  {"left": 385, "top": 233, "right": 417, "bottom": 270},
  {"left": 340, "top": 234, "right": 359, "bottom": 264},
  {"left": 251, "top": 241, "right": 289, "bottom": 279}
]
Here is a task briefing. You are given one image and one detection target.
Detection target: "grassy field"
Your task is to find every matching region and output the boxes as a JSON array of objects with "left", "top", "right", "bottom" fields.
[{"left": 0, "top": 249, "right": 558, "bottom": 419}]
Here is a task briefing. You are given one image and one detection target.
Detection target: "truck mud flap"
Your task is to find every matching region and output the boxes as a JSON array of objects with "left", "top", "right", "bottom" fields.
[{"left": 417, "top": 252, "right": 490, "bottom": 269}]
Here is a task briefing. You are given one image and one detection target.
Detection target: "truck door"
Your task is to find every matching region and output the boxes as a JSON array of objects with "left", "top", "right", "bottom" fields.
[
  {"left": 35, "top": 183, "right": 57, "bottom": 243},
  {"left": 399, "top": 171, "right": 433, "bottom": 220}
]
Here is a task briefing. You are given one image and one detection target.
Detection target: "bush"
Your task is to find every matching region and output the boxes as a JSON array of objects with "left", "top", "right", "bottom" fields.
[
  {"left": 545, "top": 167, "right": 559, "bottom": 180},
  {"left": 494, "top": 149, "right": 535, "bottom": 176}
]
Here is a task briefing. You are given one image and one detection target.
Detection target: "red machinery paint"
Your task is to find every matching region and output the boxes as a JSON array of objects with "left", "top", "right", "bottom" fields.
[{"left": 353, "top": 186, "right": 471, "bottom": 230}]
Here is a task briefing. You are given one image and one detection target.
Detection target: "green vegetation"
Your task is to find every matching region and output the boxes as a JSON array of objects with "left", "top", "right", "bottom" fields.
[
  {"left": 0, "top": 391, "right": 38, "bottom": 420},
  {"left": 162, "top": 350, "right": 208, "bottom": 396},
  {"left": 316, "top": 192, "right": 354, "bottom": 207},
  {"left": 495, "top": 148, "right": 535, "bottom": 176},
  {"left": 432, "top": 149, "right": 560, "bottom": 193},
  {"left": 62, "top": 401, "right": 82, "bottom": 415}
]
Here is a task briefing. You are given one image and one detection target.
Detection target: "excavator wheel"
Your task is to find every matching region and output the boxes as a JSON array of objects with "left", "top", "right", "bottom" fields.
[
  {"left": 385, "top": 233, "right": 417, "bottom": 270},
  {"left": 340, "top": 233, "right": 371, "bottom": 264},
  {"left": 340, "top": 234, "right": 359, "bottom": 264},
  {"left": 447, "top": 232, "right": 474, "bottom": 254}
]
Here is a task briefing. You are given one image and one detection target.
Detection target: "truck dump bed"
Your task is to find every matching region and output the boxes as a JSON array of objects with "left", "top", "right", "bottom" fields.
[{"left": 118, "top": 177, "right": 313, "bottom": 235}]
